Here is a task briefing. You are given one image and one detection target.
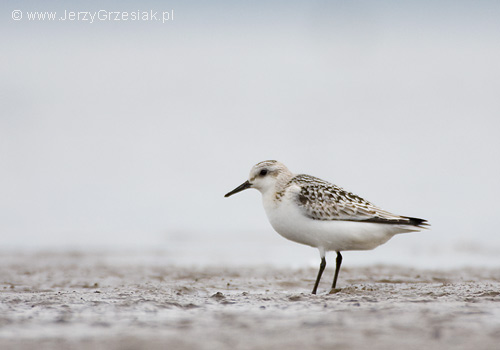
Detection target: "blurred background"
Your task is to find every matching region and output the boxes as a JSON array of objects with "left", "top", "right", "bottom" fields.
[{"left": 1, "top": 0, "right": 499, "bottom": 268}]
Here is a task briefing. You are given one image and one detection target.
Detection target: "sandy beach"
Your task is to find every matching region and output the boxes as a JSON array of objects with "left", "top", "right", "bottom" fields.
[{"left": 1, "top": 251, "right": 499, "bottom": 350}]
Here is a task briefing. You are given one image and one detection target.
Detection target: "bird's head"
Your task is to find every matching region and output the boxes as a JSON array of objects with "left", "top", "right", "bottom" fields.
[{"left": 224, "top": 160, "right": 292, "bottom": 197}]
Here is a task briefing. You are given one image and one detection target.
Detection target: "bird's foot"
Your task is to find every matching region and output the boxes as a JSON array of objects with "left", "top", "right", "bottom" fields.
[{"left": 328, "top": 288, "right": 342, "bottom": 294}]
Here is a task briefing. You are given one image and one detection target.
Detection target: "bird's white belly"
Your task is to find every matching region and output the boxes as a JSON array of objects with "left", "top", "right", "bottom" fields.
[{"left": 263, "top": 195, "right": 402, "bottom": 252}]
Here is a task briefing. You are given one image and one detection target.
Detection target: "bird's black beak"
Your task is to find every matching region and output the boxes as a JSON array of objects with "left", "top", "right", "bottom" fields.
[{"left": 224, "top": 180, "right": 252, "bottom": 197}]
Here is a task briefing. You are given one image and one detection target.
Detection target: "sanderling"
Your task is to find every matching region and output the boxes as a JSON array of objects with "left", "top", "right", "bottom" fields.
[{"left": 225, "top": 160, "right": 429, "bottom": 294}]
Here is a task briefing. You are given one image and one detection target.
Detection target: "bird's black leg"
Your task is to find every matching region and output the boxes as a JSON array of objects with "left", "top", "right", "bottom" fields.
[
  {"left": 312, "top": 256, "right": 326, "bottom": 294},
  {"left": 332, "top": 252, "right": 343, "bottom": 289}
]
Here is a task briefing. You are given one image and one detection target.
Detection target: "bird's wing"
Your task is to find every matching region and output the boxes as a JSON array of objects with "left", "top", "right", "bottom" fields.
[{"left": 291, "top": 174, "right": 427, "bottom": 226}]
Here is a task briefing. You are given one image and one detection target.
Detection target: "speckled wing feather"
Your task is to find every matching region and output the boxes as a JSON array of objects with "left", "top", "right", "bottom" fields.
[{"left": 291, "top": 175, "right": 427, "bottom": 226}]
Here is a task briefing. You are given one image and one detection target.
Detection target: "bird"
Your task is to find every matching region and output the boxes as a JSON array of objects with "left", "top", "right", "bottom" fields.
[{"left": 224, "top": 160, "right": 429, "bottom": 294}]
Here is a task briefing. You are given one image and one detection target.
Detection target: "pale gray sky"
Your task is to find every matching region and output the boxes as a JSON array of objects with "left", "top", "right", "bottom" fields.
[{"left": 1, "top": 1, "right": 499, "bottom": 267}]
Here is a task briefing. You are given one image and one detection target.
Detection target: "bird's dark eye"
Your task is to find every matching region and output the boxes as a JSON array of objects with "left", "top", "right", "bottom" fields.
[{"left": 259, "top": 169, "right": 268, "bottom": 176}]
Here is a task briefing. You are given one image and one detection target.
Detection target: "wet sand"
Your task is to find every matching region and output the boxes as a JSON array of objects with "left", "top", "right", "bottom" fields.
[{"left": 1, "top": 251, "right": 500, "bottom": 350}]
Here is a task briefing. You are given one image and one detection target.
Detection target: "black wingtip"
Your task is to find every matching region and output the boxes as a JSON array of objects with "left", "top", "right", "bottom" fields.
[{"left": 403, "top": 216, "right": 430, "bottom": 228}]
